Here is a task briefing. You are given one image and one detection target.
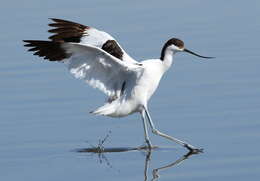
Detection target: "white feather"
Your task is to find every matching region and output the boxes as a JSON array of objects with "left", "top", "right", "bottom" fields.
[
  {"left": 80, "top": 28, "right": 138, "bottom": 64},
  {"left": 62, "top": 43, "right": 143, "bottom": 98},
  {"left": 24, "top": 18, "right": 205, "bottom": 150}
]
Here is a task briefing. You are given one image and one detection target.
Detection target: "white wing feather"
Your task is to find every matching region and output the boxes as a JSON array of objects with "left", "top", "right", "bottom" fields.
[
  {"left": 48, "top": 18, "right": 138, "bottom": 64},
  {"left": 81, "top": 28, "right": 138, "bottom": 64},
  {"left": 62, "top": 43, "right": 143, "bottom": 97}
]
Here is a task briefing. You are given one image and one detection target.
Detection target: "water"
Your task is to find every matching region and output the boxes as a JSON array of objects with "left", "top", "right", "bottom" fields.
[{"left": 1, "top": 0, "right": 260, "bottom": 180}]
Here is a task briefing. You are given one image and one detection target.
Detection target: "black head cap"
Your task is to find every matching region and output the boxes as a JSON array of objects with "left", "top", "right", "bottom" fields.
[{"left": 160, "top": 38, "right": 184, "bottom": 60}]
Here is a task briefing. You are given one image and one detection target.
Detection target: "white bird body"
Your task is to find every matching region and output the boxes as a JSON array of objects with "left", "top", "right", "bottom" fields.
[
  {"left": 63, "top": 41, "right": 170, "bottom": 117},
  {"left": 109, "top": 59, "right": 166, "bottom": 117},
  {"left": 88, "top": 59, "right": 166, "bottom": 117},
  {"left": 24, "top": 18, "right": 213, "bottom": 152},
  {"left": 135, "top": 59, "right": 167, "bottom": 103}
]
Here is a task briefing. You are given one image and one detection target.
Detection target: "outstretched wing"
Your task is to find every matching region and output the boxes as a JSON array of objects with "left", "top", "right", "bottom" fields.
[
  {"left": 48, "top": 18, "right": 138, "bottom": 64},
  {"left": 63, "top": 43, "right": 142, "bottom": 97},
  {"left": 23, "top": 18, "right": 143, "bottom": 98},
  {"left": 23, "top": 40, "right": 143, "bottom": 97}
]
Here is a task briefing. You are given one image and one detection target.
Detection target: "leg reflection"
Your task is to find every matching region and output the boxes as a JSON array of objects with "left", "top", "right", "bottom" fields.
[{"left": 144, "top": 150, "right": 198, "bottom": 181}]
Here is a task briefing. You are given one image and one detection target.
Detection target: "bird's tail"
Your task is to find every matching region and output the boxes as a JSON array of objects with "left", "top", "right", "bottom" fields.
[{"left": 90, "top": 101, "right": 119, "bottom": 117}]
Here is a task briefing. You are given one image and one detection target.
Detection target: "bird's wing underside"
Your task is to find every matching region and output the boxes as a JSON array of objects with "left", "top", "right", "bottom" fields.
[
  {"left": 24, "top": 18, "right": 143, "bottom": 97},
  {"left": 24, "top": 40, "right": 143, "bottom": 97},
  {"left": 62, "top": 43, "right": 143, "bottom": 97}
]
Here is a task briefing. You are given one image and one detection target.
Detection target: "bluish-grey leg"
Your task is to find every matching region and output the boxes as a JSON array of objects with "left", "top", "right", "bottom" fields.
[
  {"left": 141, "top": 110, "right": 152, "bottom": 149},
  {"left": 144, "top": 107, "right": 202, "bottom": 153}
]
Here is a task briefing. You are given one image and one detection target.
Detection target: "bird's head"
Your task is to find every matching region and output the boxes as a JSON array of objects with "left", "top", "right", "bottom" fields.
[{"left": 160, "top": 38, "right": 214, "bottom": 60}]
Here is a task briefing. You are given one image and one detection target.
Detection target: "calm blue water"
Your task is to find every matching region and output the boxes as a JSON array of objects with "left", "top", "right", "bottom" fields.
[{"left": 1, "top": 0, "right": 260, "bottom": 180}]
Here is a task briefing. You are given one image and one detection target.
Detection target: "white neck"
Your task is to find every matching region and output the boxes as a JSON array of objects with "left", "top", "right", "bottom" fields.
[{"left": 162, "top": 48, "right": 175, "bottom": 71}]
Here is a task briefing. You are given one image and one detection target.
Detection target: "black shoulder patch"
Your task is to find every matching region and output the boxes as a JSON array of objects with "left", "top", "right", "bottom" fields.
[{"left": 102, "top": 40, "right": 123, "bottom": 60}]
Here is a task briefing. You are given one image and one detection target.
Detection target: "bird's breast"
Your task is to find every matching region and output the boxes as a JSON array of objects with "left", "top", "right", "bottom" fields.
[
  {"left": 133, "top": 61, "right": 165, "bottom": 104},
  {"left": 109, "top": 60, "right": 166, "bottom": 116}
]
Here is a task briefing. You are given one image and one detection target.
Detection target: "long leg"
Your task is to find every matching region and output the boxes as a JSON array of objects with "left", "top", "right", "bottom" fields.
[
  {"left": 144, "top": 107, "right": 202, "bottom": 153},
  {"left": 141, "top": 110, "right": 152, "bottom": 149}
]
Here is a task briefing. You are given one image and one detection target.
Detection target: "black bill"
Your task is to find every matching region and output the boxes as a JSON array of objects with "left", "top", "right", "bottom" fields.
[{"left": 184, "top": 49, "right": 215, "bottom": 59}]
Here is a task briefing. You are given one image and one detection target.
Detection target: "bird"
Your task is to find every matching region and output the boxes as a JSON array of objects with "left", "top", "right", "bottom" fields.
[{"left": 23, "top": 18, "right": 214, "bottom": 153}]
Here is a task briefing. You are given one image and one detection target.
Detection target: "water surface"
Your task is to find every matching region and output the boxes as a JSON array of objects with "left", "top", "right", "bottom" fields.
[{"left": 0, "top": 0, "right": 260, "bottom": 180}]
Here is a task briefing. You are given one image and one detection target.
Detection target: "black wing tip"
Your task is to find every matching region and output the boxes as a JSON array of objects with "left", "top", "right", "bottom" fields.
[
  {"left": 47, "top": 18, "right": 88, "bottom": 43},
  {"left": 48, "top": 18, "right": 69, "bottom": 27},
  {"left": 23, "top": 18, "right": 89, "bottom": 60},
  {"left": 23, "top": 40, "right": 69, "bottom": 61},
  {"left": 48, "top": 17, "right": 88, "bottom": 27},
  {"left": 23, "top": 40, "right": 49, "bottom": 47},
  {"left": 23, "top": 39, "right": 45, "bottom": 42},
  {"left": 23, "top": 40, "right": 37, "bottom": 47},
  {"left": 23, "top": 40, "right": 34, "bottom": 44},
  {"left": 49, "top": 18, "right": 67, "bottom": 22},
  {"left": 49, "top": 17, "right": 57, "bottom": 21},
  {"left": 48, "top": 18, "right": 73, "bottom": 24}
]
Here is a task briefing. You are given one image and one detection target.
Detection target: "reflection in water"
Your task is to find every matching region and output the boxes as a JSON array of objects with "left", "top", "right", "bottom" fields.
[
  {"left": 145, "top": 151, "right": 197, "bottom": 181},
  {"left": 77, "top": 130, "right": 159, "bottom": 153},
  {"left": 77, "top": 145, "right": 199, "bottom": 180},
  {"left": 77, "top": 145, "right": 159, "bottom": 153}
]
